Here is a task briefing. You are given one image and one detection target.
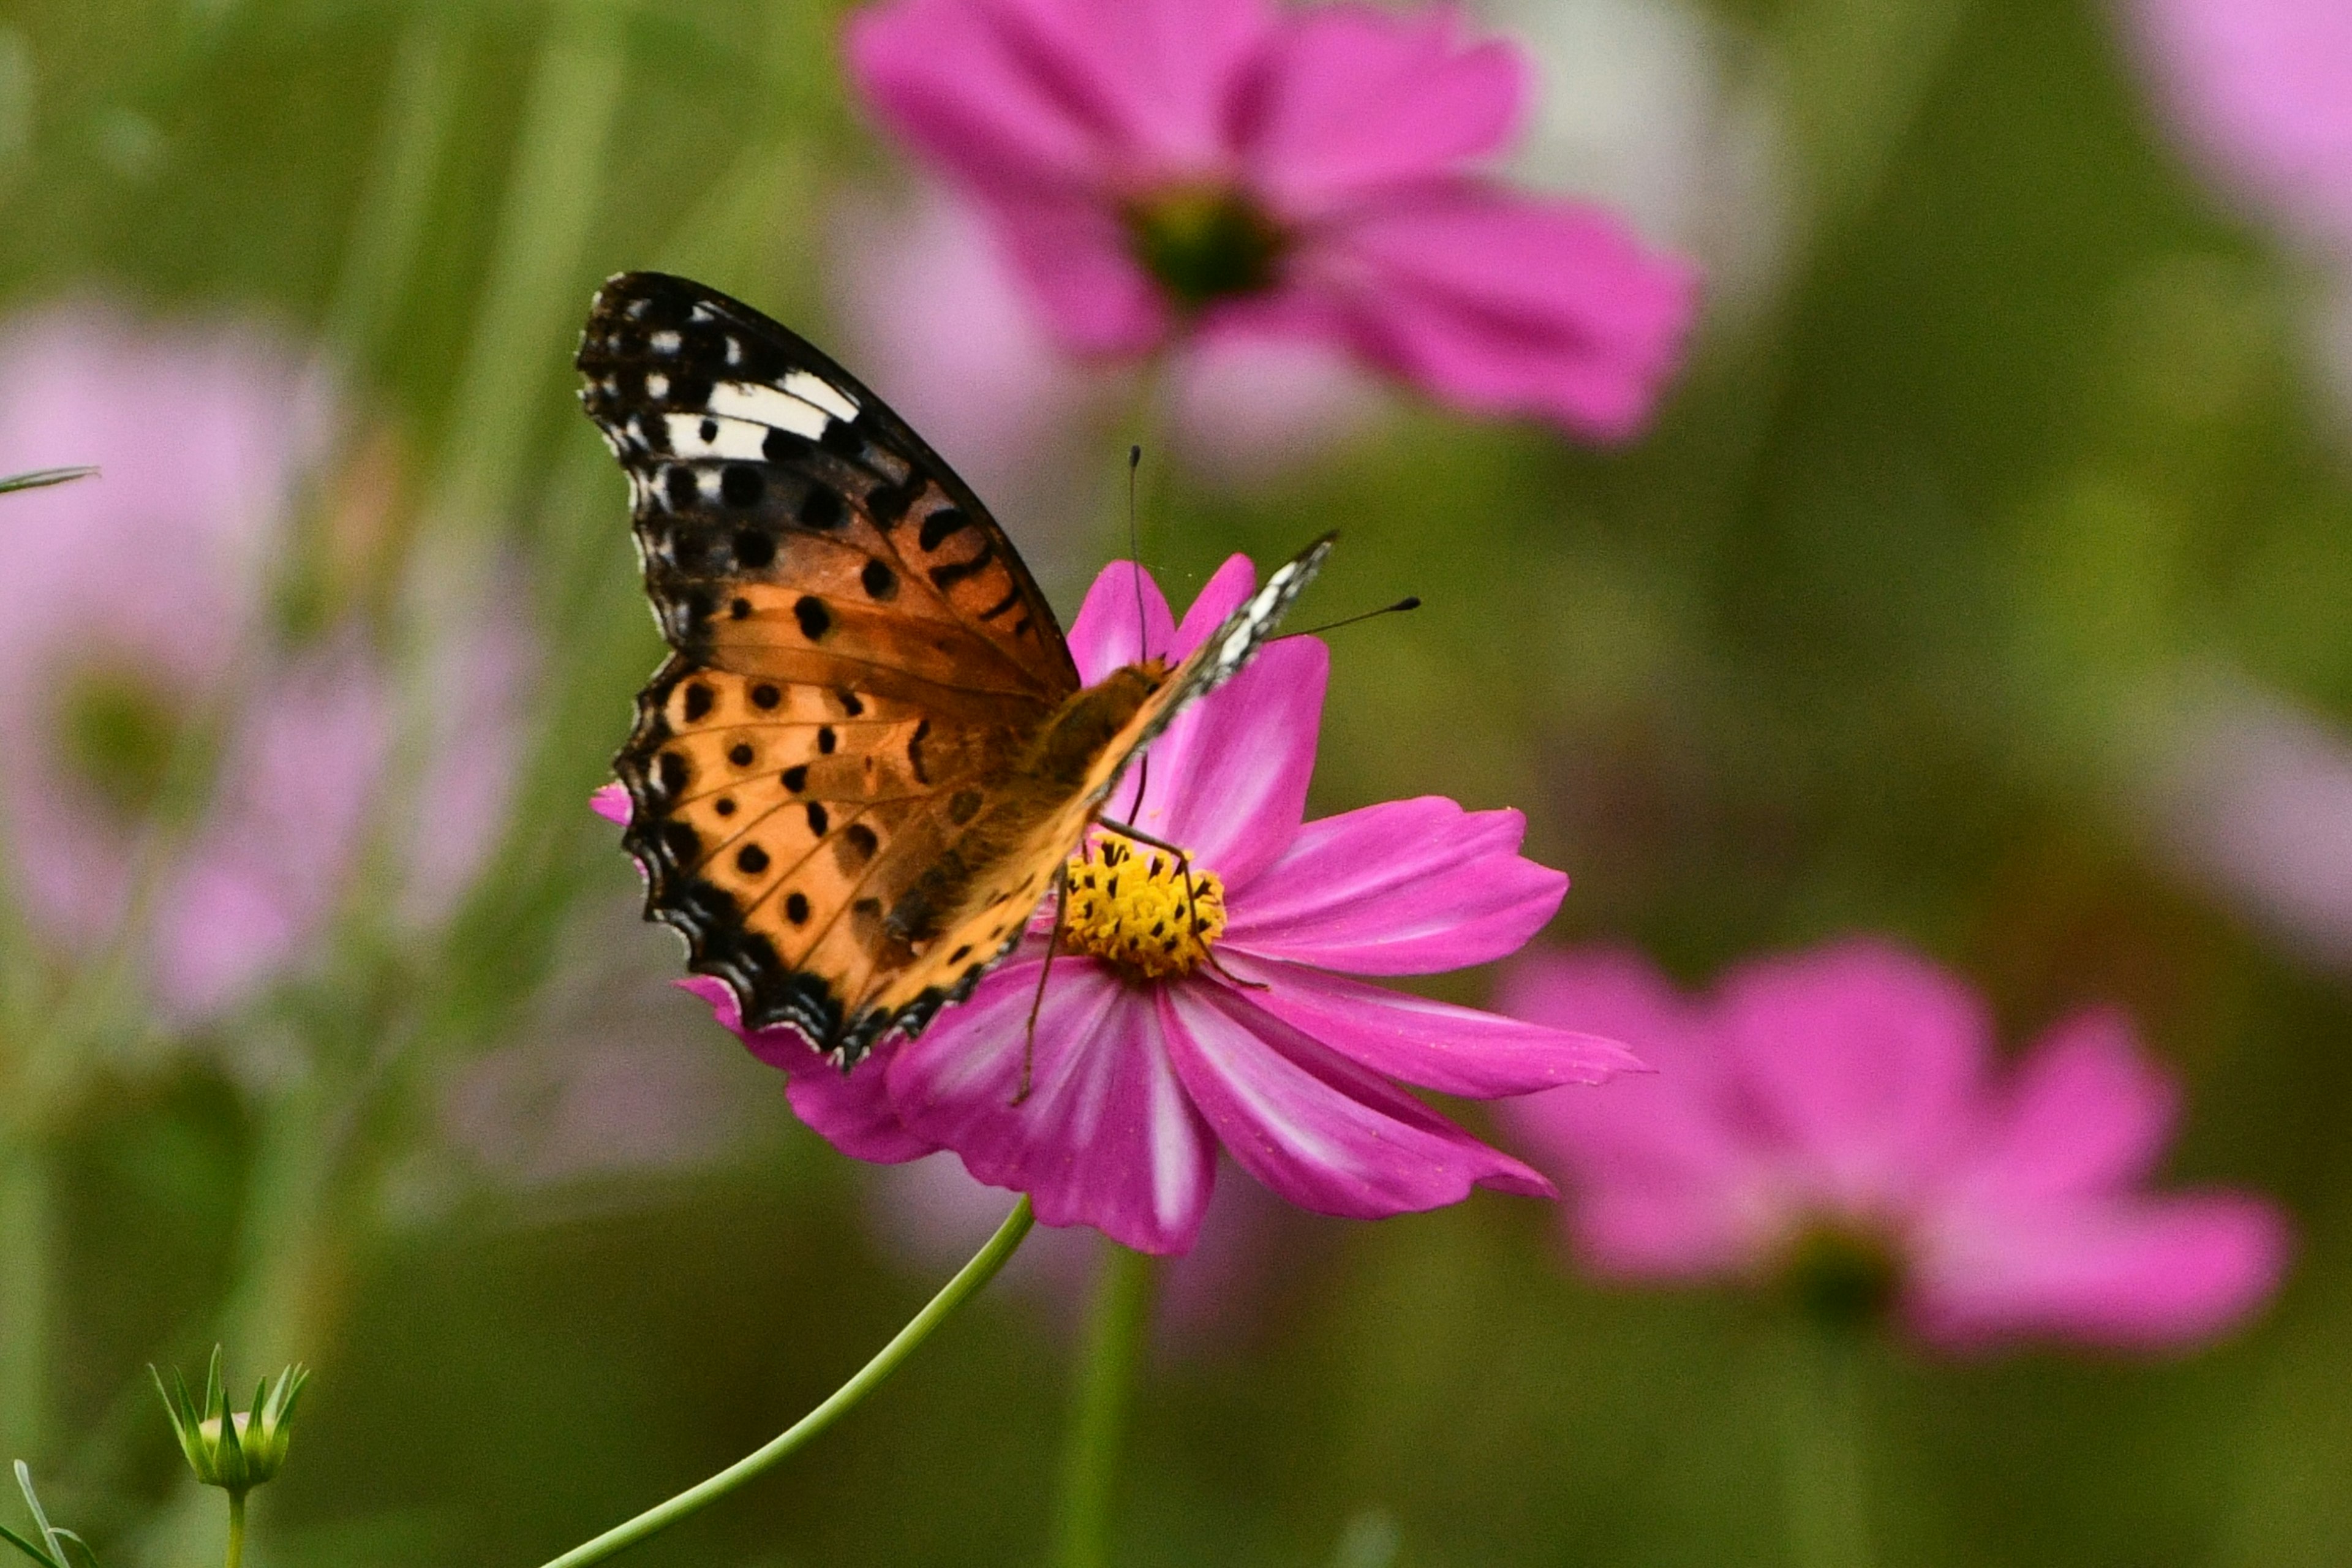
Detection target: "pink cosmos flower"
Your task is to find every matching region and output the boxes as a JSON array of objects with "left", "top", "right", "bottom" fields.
[
  {"left": 598, "top": 556, "right": 1639, "bottom": 1253},
  {"left": 1498, "top": 940, "right": 2291, "bottom": 1351},
  {"left": 829, "top": 183, "right": 1389, "bottom": 511},
  {"left": 844, "top": 0, "right": 1699, "bottom": 440},
  {"left": 2125, "top": 0, "right": 2352, "bottom": 254}
]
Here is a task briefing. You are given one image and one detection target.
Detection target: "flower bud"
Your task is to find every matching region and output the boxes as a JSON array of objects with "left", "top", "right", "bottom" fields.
[{"left": 151, "top": 1348, "right": 308, "bottom": 1496}]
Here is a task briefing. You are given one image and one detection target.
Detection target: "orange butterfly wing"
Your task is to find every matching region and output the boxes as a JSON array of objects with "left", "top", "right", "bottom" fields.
[{"left": 579, "top": 272, "right": 1329, "bottom": 1063}]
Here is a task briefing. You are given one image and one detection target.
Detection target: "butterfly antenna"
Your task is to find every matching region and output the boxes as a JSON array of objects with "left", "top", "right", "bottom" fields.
[
  {"left": 1126, "top": 443, "right": 1153, "bottom": 818},
  {"left": 1126, "top": 443, "right": 1148, "bottom": 658},
  {"left": 1281, "top": 597, "right": 1422, "bottom": 640}
]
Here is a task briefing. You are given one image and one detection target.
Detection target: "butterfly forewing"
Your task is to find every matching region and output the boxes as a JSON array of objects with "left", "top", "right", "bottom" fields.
[
  {"left": 578, "top": 271, "right": 1077, "bottom": 702},
  {"left": 581, "top": 271, "right": 1332, "bottom": 1064}
]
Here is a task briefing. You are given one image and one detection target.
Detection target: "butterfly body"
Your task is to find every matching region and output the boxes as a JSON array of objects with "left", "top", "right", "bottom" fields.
[{"left": 580, "top": 272, "right": 1327, "bottom": 1064}]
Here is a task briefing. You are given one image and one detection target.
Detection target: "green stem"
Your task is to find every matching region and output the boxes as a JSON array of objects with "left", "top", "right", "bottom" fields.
[
  {"left": 535, "top": 1197, "right": 1035, "bottom": 1568},
  {"left": 223, "top": 1491, "right": 246, "bottom": 1568},
  {"left": 0, "top": 1140, "right": 53, "bottom": 1461},
  {"left": 1778, "top": 1328, "right": 1874, "bottom": 1568},
  {"left": 1053, "top": 1243, "right": 1158, "bottom": 1568}
]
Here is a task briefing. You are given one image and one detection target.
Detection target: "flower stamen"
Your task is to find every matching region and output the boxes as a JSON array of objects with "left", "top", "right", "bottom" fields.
[{"left": 1061, "top": 831, "right": 1226, "bottom": 981}]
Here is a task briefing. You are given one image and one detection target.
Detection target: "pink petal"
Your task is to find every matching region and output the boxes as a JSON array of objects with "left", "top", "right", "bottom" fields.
[
  {"left": 151, "top": 637, "right": 392, "bottom": 1022},
  {"left": 886, "top": 956, "right": 1218, "bottom": 1253},
  {"left": 984, "top": 193, "right": 1174, "bottom": 355},
  {"left": 1953, "top": 1008, "right": 2180, "bottom": 1205},
  {"left": 1910, "top": 1191, "right": 2291, "bottom": 1351},
  {"left": 1120, "top": 635, "right": 1324, "bottom": 891},
  {"left": 1219, "top": 796, "right": 1565, "bottom": 973},
  {"left": 1224, "top": 954, "right": 1642, "bottom": 1096},
  {"left": 2128, "top": 0, "right": 2352, "bottom": 252},
  {"left": 1716, "top": 940, "right": 1990, "bottom": 1215},
  {"left": 845, "top": 0, "right": 1275, "bottom": 356},
  {"left": 1067, "top": 554, "right": 1180, "bottom": 682},
  {"left": 680, "top": 977, "right": 937, "bottom": 1163},
  {"left": 1162, "top": 979, "right": 1553, "bottom": 1221},
  {"left": 1263, "top": 181, "right": 1697, "bottom": 440},
  {"left": 590, "top": 783, "right": 630, "bottom": 825},
  {"left": 1170, "top": 552, "right": 1261, "bottom": 652},
  {"left": 1239, "top": 4, "right": 1527, "bottom": 217},
  {"left": 1495, "top": 948, "right": 1777, "bottom": 1276}
]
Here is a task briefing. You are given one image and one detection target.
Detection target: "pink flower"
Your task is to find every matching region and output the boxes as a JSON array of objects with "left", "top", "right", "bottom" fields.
[
  {"left": 2125, "top": 0, "right": 2352, "bottom": 254},
  {"left": 606, "top": 557, "right": 1639, "bottom": 1253},
  {"left": 0, "top": 306, "right": 527, "bottom": 1025},
  {"left": 844, "top": 0, "right": 1699, "bottom": 440},
  {"left": 1498, "top": 940, "right": 2291, "bottom": 1351},
  {"left": 0, "top": 304, "right": 382, "bottom": 1022},
  {"left": 827, "top": 183, "right": 1389, "bottom": 511}
]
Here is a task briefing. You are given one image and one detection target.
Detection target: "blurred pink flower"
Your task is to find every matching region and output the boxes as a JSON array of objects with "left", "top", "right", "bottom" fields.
[
  {"left": 2126, "top": 0, "right": 2352, "bottom": 254},
  {"left": 0, "top": 306, "right": 522, "bottom": 1024},
  {"left": 1499, "top": 939, "right": 2291, "bottom": 1351},
  {"left": 845, "top": 0, "right": 1698, "bottom": 439},
  {"left": 605, "top": 557, "right": 1638, "bottom": 1253},
  {"left": 828, "top": 184, "right": 1385, "bottom": 515},
  {"left": 2138, "top": 674, "right": 2352, "bottom": 971}
]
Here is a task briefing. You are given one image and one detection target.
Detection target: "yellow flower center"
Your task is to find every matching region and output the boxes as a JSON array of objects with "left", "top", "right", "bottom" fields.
[{"left": 1061, "top": 831, "right": 1227, "bottom": 981}]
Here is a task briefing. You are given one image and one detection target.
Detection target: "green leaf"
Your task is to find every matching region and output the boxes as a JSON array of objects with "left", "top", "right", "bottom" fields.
[
  {"left": 50, "top": 1529, "right": 98, "bottom": 1568},
  {"left": 0, "top": 468, "right": 97, "bottom": 496},
  {"left": 12, "top": 1464, "right": 64, "bottom": 1568},
  {"left": 0, "top": 1525, "right": 60, "bottom": 1568}
]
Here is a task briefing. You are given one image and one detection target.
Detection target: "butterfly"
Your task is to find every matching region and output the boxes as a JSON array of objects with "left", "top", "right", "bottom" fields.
[{"left": 578, "top": 272, "right": 1330, "bottom": 1065}]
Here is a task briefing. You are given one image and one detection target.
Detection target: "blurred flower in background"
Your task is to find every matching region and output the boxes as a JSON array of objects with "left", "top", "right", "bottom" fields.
[
  {"left": 2125, "top": 0, "right": 2352, "bottom": 256},
  {"left": 2135, "top": 673, "right": 2352, "bottom": 973},
  {"left": 845, "top": 0, "right": 1698, "bottom": 440},
  {"left": 0, "top": 304, "right": 533, "bottom": 1029},
  {"left": 1501, "top": 939, "right": 2290, "bottom": 1350},
  {"left": 0, "top": 304, "right": 377, "bottom": 1025},
  {"left": 621, "top": 556, "right": 1638, "bottom": 1254},
  {"left": 2122, "top": 0, "right": 2352, "bottom": 424}
]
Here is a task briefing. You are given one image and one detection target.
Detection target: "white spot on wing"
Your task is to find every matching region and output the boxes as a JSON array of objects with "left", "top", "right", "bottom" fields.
[
  {"left": 708, "top": 380, "right": 830, "bottom": 439},
  {"left": 664, "top": 412, "right": 769, "bottom": 461},
  {"left": 646, "top": 373, "right": 669, "bottom": 399},
  {"left": 782, "top": 370, "right": 860, "bottom": 422},
  {"left": 650, "top": 330, "right": 682, "bottom": 355}
]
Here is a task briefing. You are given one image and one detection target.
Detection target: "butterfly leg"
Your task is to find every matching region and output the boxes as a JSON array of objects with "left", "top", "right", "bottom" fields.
[
  {"left": 1099, "top": 820, "right": 1270, "bottom": 990},
  {"left": 1015, "top": 862, "right": 1072, "bottom": 1106}
]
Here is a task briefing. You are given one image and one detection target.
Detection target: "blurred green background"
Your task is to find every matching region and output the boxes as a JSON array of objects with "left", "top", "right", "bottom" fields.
[{"left": 3, "top": 0, "right": 2351, "bottom": 1564}]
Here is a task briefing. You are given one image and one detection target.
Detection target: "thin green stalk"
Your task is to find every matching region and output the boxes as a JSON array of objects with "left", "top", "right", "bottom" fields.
[
  {"left": 1779, "top": 1328, "right": 1874, "bottom": 1568},
  {"left": 428, "top": 0, "right": 627, "bottom": 537},
  {"left": 1053, "top": 1243, "right": 1158, "bottom": 1568},
  {"left": 0, "top": 1141, "right": 53, "bottom": 1461},
  {"left": 535, "top": 1197, "right": 1035, "bottom": 1568},
  {"left": 222, "top": 1492, "right": 245, "bottom": 1568}
]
